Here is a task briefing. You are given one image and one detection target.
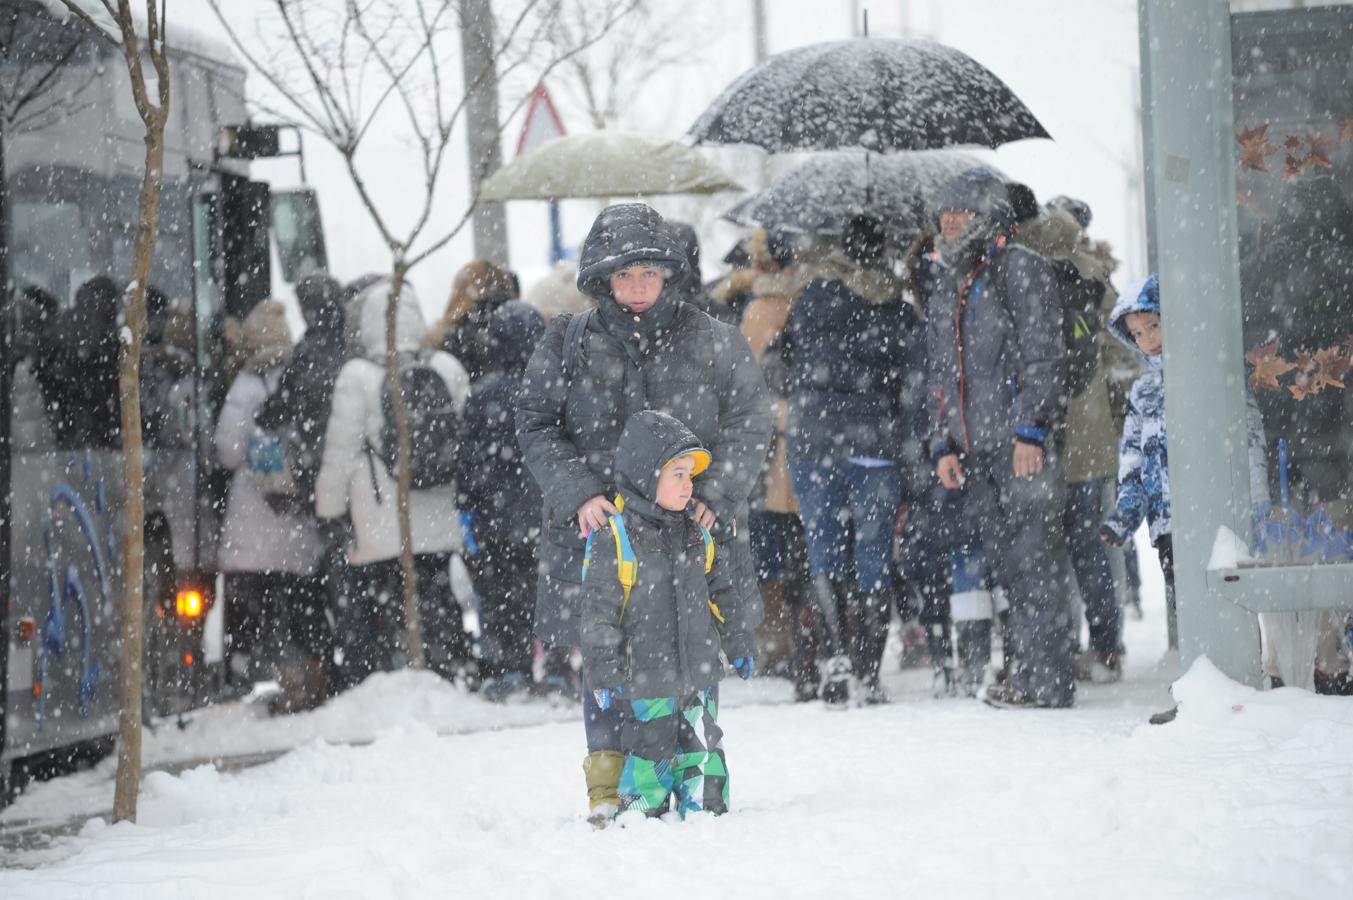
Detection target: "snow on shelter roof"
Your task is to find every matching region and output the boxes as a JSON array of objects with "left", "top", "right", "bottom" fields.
[{"left": 37, "top": 0, "right": 242, "bottom": 71}]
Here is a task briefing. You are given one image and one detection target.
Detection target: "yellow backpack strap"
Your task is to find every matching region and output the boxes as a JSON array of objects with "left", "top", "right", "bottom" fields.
[
  {"left": 611, "top": 513, "right": 637, "bottom": 623},
  {"left": 697, "top": 523, "right": 725, "bottom": 624}
]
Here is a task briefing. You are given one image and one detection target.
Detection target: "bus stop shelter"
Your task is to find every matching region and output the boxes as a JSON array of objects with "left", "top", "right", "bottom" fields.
[{"left": 1140, "top": 0, "right": 1353, "bottom": 686}]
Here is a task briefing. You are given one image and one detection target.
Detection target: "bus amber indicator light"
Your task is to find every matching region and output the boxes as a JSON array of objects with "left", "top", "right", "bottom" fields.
[{"left": 176, "top": 590, "right": 205, "bottom": 619}]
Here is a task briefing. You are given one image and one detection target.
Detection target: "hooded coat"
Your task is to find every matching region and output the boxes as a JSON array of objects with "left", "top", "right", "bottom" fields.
[
  {"left": 255, "top": 284, "right": 348, "bottom": 503},
  {"left": 314, "top": 281, "right": 471, "bottom": 565},
  {"left": 516, "top": 203, "right": 773, "bottom": 646},
  {"left": 215, "top": 301, "right": 322, "bottom": 575},
  {"left": 458, "top": 301, "right": 546, "bottom": 544},
  {"left": 926, "top": 169, "right": 1067, "bottom": 457},
  {"left": 579, "top": 410, "right": 756, "bottom": 696},
  {"left": 1101, "top": 276, "right": 1269, "bottom": 545}
]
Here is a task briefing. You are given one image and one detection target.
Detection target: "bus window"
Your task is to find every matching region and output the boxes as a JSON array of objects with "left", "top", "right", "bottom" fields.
[{"left": 271, "top": 189, "right": 327, "bottom": 285}]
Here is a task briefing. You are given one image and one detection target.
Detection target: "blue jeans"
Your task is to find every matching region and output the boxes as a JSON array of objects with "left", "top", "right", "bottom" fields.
[
  {"left": 1064, "top": 477, "right": 1121, "bottom": 654},
  {"left": 789, "top": 461, "right": 904, "bottom": 591}
]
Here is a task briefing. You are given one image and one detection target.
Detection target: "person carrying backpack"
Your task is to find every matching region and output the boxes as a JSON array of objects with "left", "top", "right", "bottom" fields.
[
  {"left": 214, "top": 300, "right": 325, "bottom": 703},
  {"left": 517, "top": 202, "right": 772, "bottom": 824},
  {"left": 1013, "top": 192, "right": 1134, "bottom": 683},
  {"left": 315, "top": 279, "right": 473, "bottom": 686},
  {"left": 926, "top": 168, "right": 1077, "bottom": 709},
  {"left": 579, "top": 410, "right": 756, "bottom": 825},
  {"left": 458, "top": 301, "right": 548, "bottom": 701}
]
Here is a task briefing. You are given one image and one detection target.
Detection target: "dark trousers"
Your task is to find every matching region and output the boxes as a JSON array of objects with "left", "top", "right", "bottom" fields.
[
  {"left": 961, "top": 449, "right": 1077, "bottom": 707},
  {"left": 338, "top": 553, "right": 472, "bottom": 686},
  {"left": 1157, "top": 534, "right": 1177, "bottom": 650},
  {"left": 583, "top": 670, "right": 625, "bottom": 752},
  {"left": 1065, "top": 477, "right": 1122, "bottom": 654},
  {"left": 472, "top": 536, "right": 538, "bottom": 680},
  {"left": 224, "top": 572, "right": 332, "bottom": 685}
]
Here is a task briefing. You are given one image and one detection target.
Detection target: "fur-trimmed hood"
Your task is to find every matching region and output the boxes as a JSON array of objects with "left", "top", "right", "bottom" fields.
[{"left": 796, "top": 251, "right": 905, "bottom": 306}]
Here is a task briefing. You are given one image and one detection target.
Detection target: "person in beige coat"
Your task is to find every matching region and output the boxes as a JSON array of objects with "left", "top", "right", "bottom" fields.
[{"left": 737, "top": 229, "right": 820, "bottom": 701}]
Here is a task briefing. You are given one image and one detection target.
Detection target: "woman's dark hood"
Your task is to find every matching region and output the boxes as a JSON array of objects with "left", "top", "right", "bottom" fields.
[
  {"left": 613, "top": 409, "right": 710, "bottom": 524},
  {"left": 485, "top": 299, "right": 545, "bottom": 375},
  {"left": 576, "top": 203, "right": 691, "bottom": 337}
]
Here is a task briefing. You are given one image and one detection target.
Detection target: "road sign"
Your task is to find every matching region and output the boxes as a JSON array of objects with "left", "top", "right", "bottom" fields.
[{"left": 517, "top": 83, "right": 566, "bottom": 157}]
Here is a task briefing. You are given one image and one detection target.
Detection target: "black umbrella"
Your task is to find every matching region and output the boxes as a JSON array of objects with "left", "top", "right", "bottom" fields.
[
  {"left": 689, "top": 38, "right": 1049, "bottom": 153},
  {"left": 723, "top": 150, "right": 996, "bottom": 237}
]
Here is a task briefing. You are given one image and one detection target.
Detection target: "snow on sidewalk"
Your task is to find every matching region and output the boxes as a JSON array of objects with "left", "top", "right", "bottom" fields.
[{"left": 1, "top": 656, "right": 1350, "bottom": 900}]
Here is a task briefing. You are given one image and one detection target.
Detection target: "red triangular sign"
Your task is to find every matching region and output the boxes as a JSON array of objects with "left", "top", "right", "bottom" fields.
[{"left": 517, "top": 83, "right": 567, "bottom": 157}]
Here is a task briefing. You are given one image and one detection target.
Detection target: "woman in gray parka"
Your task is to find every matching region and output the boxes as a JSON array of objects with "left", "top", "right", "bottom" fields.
[{"left": 516, "top": 203, "right": 772, "bottom": 816}]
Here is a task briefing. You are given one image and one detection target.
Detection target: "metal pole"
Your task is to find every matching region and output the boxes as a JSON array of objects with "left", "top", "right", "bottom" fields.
[
  {"left": 752, "top": 0, "right": 770, "bottom": 191},
  {"left": 0, "top": 119, "right": 11, "bottom": 757},
  {"left": 549, "top": 201, "right": 563, "bottom": 264},
  {"left": 460, "top": 0, "right": 510, "bottom": 267},
  {"left": 1139, "top": 0, "right": 1261, "bottom": 684}
]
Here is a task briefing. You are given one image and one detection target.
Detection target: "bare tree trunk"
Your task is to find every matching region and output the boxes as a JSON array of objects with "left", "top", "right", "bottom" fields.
[
  {"left": 460, "top": 0, "right": 509, "bottom": 266},
  {"left": 59, "top": 0, "right": 172, "bottom": 825},
  {"left": 111, "top": 78, "right": 166, "bottom": 829},
  {"left": 384, "top": 261, "right": 426, "bottom": 669}
]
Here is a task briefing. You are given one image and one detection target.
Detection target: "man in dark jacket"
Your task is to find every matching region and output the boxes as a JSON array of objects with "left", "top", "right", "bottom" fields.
[
  {"left": 516, "top": 202, "right": 772, "bottom": 814},
  {"left": 458, "top": 300, "right": 547, "bottom": 700},
  {"left": 926, "top": 169, "right": 1077, "bottom": 709},
  {"left": 580, "top": 410, "right": 755, "bottom": 822},
  {"left": 256, "top": 272, "right": 348, "bottom": 508}
]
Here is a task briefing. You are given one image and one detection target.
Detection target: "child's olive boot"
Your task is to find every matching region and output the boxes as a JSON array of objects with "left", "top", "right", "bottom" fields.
[{"left": 583, "top": 750, "right": 625, "bottom": 828}]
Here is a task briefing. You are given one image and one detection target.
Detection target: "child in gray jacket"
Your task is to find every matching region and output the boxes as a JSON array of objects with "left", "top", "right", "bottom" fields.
[{"left": 580, "top": 410, "right": 758, "bottom": 823}]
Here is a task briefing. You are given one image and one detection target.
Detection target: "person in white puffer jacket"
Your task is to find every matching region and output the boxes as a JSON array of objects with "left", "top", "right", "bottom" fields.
[
  {"left": 214, "top": 300, "right": 325, "bottom": 695},
  {"left": 315, "top": 279, "right": 473, "bottom": 685}
]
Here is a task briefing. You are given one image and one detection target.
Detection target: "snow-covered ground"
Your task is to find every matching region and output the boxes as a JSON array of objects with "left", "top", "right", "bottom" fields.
[{"left": 3, "top": 576, "right": 1351, "bottom": 899}]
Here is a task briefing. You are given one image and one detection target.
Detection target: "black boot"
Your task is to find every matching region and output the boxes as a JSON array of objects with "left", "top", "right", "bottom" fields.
[
  {"left": 855, "top": 589, "right": 892, "bottom": 704},
  {"left": 812, "top": 574, "right": 851, "bottom": 706},
  {"left": 955, "top": 619, "right": 993, "bottom": 698},
  {"left": 787, "top": 578, "right": 820, "bottom": 702},
  {"left": 925, "top": 621, "right": 955, "bottom": 697}
]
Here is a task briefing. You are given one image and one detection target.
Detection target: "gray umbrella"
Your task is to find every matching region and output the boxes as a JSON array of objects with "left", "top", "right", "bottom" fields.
[
  {"left": 479, "top": 132, "right": 741, "bottom": 200},
  {"left": 723, "top": 150, "right": 997, "bottom": 238},
  {"left": 689, "top": 38, "right": 1049, "bottom": 153}
]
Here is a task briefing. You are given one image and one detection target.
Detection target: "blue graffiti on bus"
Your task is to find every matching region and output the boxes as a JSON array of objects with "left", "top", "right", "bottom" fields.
[{"left": 37, "top": 470, "right": 113, "bottom": 726}]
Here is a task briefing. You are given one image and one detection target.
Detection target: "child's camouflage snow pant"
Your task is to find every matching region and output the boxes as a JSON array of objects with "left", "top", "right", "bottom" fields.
[{"left": 618, "top": 688, "right": 727, "bottom": 817}]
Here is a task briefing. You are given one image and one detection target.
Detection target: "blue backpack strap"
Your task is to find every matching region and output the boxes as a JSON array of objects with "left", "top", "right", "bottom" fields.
[
  {"left": 581, "top": 528, "right": 598, "bottom": 582},
  {"left": 611, "top": 513, "right": 637, "bottom": 622}
]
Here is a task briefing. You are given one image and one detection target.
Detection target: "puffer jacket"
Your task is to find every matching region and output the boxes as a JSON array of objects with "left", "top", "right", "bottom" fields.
[
  {"left": 516, "top": 203, "right": 773, "bottom": 645},
  {"left": 215, "top": 366, "right": 324, "bottom": 575},
  {"left": 927, "top": 170, "right": 1066, "bottom": 457},
  {"left": 579, "top": 411, "right": 757, "bottom": 696},
  {"left": 1102, "top": 275, "right": 1269, "bottom": 545},
  {"left": 216, "top": 300, "right": 321, "bottom": 575},
  {"left": 786, "top": 252, "right": 923, "bottom": 466},
  {"left": 314, "top": 281, "right": 471, "bottom": 565},
  {"left": 457, "top": 301, "right": 546, "bottom": 544}
]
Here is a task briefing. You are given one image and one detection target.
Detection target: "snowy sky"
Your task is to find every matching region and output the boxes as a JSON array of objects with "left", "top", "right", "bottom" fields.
[{"left": 178, "top": 0, "right": 1145, "bottom": 317}]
